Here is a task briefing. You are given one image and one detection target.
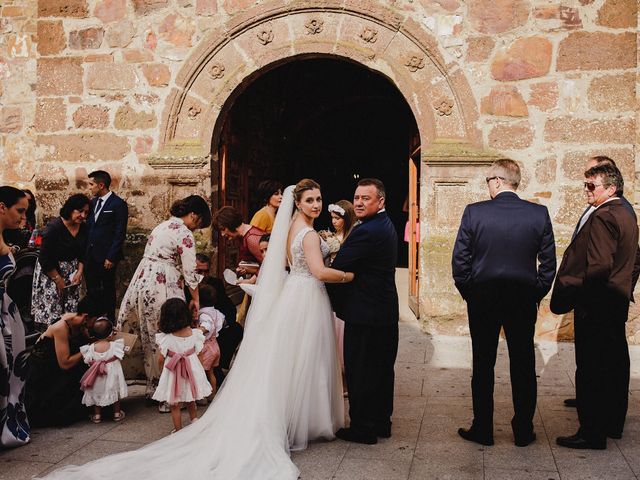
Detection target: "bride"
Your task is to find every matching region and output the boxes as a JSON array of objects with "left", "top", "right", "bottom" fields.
[{"left": 41, "top": 179, "right": 354, "bottom": 480}]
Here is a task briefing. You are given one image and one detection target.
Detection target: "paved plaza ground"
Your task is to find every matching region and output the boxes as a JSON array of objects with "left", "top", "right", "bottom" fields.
[{"left": 3, "top": 274, "right": 640, "bottom": 479}]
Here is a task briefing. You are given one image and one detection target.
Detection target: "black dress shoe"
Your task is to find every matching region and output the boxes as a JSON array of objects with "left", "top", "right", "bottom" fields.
[
  {"left": 457, "top": 427, "right": 494, "bottom": 446},
  {"left": 335, "top": 427, "right": 377, "bottom": 445},
  {"left": 556, "top": 434, "right": 606, "bottom": 450},
  {"left": 607, "top": 431, "right": 622, "bottom": 440},
  {"left": 514, "top": 432, "right": 536, "bottom": 447},
  {"left": 563, "top": 398, "right": 577, "bottom": 407}
]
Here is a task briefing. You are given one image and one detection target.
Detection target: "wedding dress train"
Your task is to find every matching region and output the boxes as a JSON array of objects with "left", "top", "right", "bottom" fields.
[{"left": 40, "top": 186, "right": 344, "bottom": 480}]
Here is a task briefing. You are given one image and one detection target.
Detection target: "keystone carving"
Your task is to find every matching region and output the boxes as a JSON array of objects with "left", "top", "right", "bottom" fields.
[
  {"left": 208, "top": 63, "right": 225, "bottom": 80},
  {"left": 188, "top": 105, "right": 201, "bottom": 119},
  {"left": 305, "top": 19, "right": 324, "bottom": 35},
  {"left": 405, "top": 55, "right": 425, "bottom": 72},
  {"left": 360, "top": 27, "right": 378, "bottom": 43},
  {"left": 434, "top": 98, "right": 454, "bottom": 116},
  {"left": 256, "top": 26, "right": 274, "bottom": 45}
]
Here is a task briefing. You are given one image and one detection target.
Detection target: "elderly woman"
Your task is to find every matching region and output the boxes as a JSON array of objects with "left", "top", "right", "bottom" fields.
[
  {"left": 117, "top": 195, "right": 211, "bottom": 411},
  {"left": 25, "top": 296, "right": 104, "bottom": 427},
  {"left": 249, "top": 180, "right": 283, "bottom": 233},
  {"left": 0, "top": 186, "right": 29, "bottom": 447},
  {"left": 31, "top": 193, "right": 90, "bottom": 329}
]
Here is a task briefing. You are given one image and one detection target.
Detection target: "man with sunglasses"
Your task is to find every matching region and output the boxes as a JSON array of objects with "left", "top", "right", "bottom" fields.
[
  {"left": 452, "top": 159, "right": 556, "bottom": 447},
  {"left": 552, "top": 163, "right": 640, "bottom": 449}
]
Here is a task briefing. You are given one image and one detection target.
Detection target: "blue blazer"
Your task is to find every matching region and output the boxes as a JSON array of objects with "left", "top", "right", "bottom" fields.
[
  {"left": 86, "top": 193, "right": 128, "bottom": 263},
  {"left": 328, "top": 211, "right": 399, "bottom": 327},
  {"left": 452, "top": 192, "right": 556, "bottom": 302}
]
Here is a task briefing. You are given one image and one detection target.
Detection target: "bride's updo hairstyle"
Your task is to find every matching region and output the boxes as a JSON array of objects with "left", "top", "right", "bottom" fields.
[
  {"left": 170, "top": 195, "right": 212, "bottom": 228},
  {"left": 293, "top": 179, "right": 321, "bottom": 204}
]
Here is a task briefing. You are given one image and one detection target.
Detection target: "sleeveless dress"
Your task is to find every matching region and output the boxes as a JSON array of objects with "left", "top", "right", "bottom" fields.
[
  {"left": 40, "top": 226, "right": 344, "bottom": 479},
  {"left": 0, "top": 253, "right": 30, "bottom": 447}
]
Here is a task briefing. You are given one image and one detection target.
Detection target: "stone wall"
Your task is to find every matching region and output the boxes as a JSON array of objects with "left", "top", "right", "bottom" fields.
[{"left": 0, "top": 0, "right": 638, "bottom": 339}]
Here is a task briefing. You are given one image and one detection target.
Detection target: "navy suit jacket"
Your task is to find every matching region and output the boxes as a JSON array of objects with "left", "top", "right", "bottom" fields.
[
  {"left": 86, "top": 192, "right": 128, "bottom": 263},
  {"left": 328, "top": 211, "right": 399, "bottom": 327},
  {"left": 452, "top": 192, "right": 557, "bottom": 302}
]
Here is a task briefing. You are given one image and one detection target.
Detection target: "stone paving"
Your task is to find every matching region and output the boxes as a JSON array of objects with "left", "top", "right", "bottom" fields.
[{"left": 3, "top": 278, "right": 640, "bottom": 479}]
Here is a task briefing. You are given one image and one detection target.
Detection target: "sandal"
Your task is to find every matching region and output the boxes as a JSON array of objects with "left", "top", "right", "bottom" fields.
[
  {"left": 158, "top": 402, "right": 171, "bottom": 413},
  {"left": 113, "top": 411, "right": 126, "bottom": 422},
  {"left": 89, "top": 414, "right": 102, "bottom": 424}
]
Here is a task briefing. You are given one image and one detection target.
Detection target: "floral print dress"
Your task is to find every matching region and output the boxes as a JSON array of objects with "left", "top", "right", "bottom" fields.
[
  {"left": 0, "top": 253, "right": 29, "bottom": 447},
  {"left": 117, "top": 217, "right": 202, "bottom": 396}
]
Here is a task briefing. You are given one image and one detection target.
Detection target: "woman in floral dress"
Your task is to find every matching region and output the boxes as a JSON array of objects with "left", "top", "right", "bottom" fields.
[
  {"left": 116, "top": 196, "right": 211, "bottom": 410},
  {"left": 0, "top": 186, "right": 30, "bottom": 447}
]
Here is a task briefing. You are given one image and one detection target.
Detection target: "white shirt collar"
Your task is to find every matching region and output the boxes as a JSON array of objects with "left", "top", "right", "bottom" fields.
[
  {"left": 495, "top": 189, "right": 519, "bottom": 198},
  {"left": 98, "top": 191, "right": 112, "bottom": 203}
]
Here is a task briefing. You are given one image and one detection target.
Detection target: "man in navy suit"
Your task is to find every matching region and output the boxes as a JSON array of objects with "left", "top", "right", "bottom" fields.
[
  {"left": 86, "top": 170, "right": 128, "bottom": 322},
  {"left": 329, "top": 178, "right": 399, "bottom": 445},
  {"left": 452, "top": 159, "right": 556, "bottom": 447}
]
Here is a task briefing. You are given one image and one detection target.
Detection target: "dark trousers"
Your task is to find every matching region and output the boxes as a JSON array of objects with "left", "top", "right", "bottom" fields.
[
  {"left": 467, "top": 289, "right": 537, "bottom": 438},
  {"left": 84, "top": 257, "right": 118, "bottom": 322},
  {"left": 344, "top": 322, "right": 398, "bottom": 436},
  {"left": 213, "top": 321, "right": 244, "bottom": 385},
  {"left": 574, "top": 301, "right": 630, "bottom": 441}
]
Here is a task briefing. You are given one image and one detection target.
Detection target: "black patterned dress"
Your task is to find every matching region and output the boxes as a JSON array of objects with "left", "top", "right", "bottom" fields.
[{"left": 0, "top": 252, "right": 30, "bottom": 447}]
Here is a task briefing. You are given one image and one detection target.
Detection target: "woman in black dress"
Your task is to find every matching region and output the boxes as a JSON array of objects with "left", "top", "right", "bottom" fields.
[{"left": 25, "top": 296, "right": 104, "bottom": 427}]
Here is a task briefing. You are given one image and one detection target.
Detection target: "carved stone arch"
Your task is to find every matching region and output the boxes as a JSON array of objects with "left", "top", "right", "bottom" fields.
[{"left": 152, "top": 0, "right": 482, "bottom": 166}]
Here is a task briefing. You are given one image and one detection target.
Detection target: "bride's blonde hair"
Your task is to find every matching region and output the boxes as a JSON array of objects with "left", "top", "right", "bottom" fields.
[{"left": 293, "top": 179, "right": 321, "bottom": 203}]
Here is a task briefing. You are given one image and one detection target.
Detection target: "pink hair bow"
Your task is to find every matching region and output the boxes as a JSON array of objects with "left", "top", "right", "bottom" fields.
[{"left": 165, "top": 347, "right": 198, "bottom": 404}]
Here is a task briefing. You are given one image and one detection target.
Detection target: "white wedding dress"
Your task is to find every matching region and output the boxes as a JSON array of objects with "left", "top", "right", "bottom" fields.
[{"left": 40, "top": 186, "right": 344, "bottom": 480}]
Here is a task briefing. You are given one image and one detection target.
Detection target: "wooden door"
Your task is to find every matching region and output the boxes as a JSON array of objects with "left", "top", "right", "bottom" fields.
[{"left": 408, "top": 142, "right": 420, "bottom": 318}]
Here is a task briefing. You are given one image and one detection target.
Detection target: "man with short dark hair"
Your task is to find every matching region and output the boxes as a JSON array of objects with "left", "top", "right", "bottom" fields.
[
  {"left": 452, "top": 159, "right": 556, "bottom": 447},
  {"left": 329, "top": 178, "right": 399, "bottom": 445},
  {"left": 86, "top": 170, "right": 128, "bottom": 322},
  {"left": 552, "top": 164, "right": 640, "bottom": 449}
]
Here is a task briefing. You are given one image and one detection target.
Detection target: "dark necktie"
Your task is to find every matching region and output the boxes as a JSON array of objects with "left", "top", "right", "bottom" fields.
[{"left": 95, "top": 198, "right": 103, "bottom": 217}]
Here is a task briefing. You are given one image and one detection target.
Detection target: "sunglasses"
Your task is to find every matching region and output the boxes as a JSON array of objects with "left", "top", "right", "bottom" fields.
[
  {"left": 485, "top": 176, "right": 504, "bottom": 184},
  {"left": 583, "top": 182, "right": 606, "bottom": 192}
]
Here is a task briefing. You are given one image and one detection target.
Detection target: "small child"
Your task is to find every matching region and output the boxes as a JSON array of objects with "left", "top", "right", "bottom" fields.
[
  {"left": 197, "top": 284, "right": 225, "bottom": 397},
  {"left": 153, "top": 297, "right": 213, "bottom": 432},
  {"left": 79, "top": 317, "right": 128, "bottom": 423}
]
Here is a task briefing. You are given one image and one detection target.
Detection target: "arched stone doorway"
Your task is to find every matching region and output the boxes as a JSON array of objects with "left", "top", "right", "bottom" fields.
[
  {"left": 148, "top": 1, "right": 499, "bottom": 320},
  {"left": 213, "top": 55, "right": 419, "bottom": 271}
]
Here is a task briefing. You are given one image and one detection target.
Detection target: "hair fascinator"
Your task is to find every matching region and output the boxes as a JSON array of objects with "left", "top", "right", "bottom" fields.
[{"left": 328, "top": 204, "right": 345, "bottom": 216}]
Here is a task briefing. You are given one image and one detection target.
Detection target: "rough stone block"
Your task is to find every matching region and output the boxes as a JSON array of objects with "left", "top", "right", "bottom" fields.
[
  {"left": 87, "top": 63, "right": 138, "bottom": 90},
  {"left": 84, "top": 53, "right": 113, "bottom": 62},
  {"left": 223, "top": 0, "right": 257, "bottom": 15},
  {"left": 123, "top": 49, "right": 154, "bottom": 62},
  {"left": 544, "top": 117, "right": 635, "bottom": 144},
  {"left": 73, "top": 105, "right": 110, "bottom": 129},
  {"left": 2, "top": 6, "right": 27, "bottom": 17},
  {"left": 491, "top": 36, "right": 552, "bottom": 81},
  {"left": 37, "top": 133, "right": 130, "bottom": 162},
  {"left": 597, "top": 0, "right": 637, "bottom": 28},
  {"left": 0, "top": 107, "right": 23, "bottom": 133},
  {"left": 159, "top": 12, "right": 195, "bottom": 47},
  {"left": 133, "top": 0, "right": 169, "bottom": 16},
  {"left": 134, "top": 136, "right": 153, "bottom": 154},
  {"left": 94, "top": 0, "right": 126, "bottom": 23},
  {"left": 554, "top": 187, "right": 584, "bottom": 226},
  {"left": 488, "top": 121, "right": 534, "bottom": 149},
  {"left": 106, "top": 20, "right": 135, "bottom": 48},
  {"left": 196, "top": 0, "right": 217, "bottom": 15},
  {"left": 141, "top": 63, "right": 171, "bottom": 86},
  {"left": 37, "top": 20, "right": 66, "bottom": 56},
  {"left": 38, "top": 0, "right": 88, "bottom": 18},
  {"left": 466, "top": 36, "right": 494, "bottom": 62},
  {"left": 535, "top": 156, "right": 557, "bottom": 183},
  {"left": 468, "top": 0, "right": 530, "bottom": 34},
  {"left": 114, "top": 104, "right": 157, "bottom": 130},
  {"left": 69, "top": 27, "right": 104, "bottom": 50},
  {"left": 529, "top": 81, "right": 558, "bottom": 112},
  {"left": 534, "top": 5, "right": 582, "bottom": 29},
  {"left": 35, "top": 167, "right": 70, "bottom": 191},
  {"left": 557, "top": 32, "right": 636, "bottom": 71},
  {"left": 35, "top": 98, "right": 66, "bottom": 132},
  {"left": 480, "top": 85, "right": 528, "bottom": 117},
  {"left": 562, "top": 148, "right": 634, "bottom": 182},
  {"left": 37, "top": 57, "right": 83, "bottom": 95},
  {"left": 587, "top": 73, "right": 635, "bottom": 112}
]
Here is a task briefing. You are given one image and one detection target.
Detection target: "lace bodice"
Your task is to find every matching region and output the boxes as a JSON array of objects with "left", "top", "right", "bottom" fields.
[{"left": 289, "top": 227, "right": 330, "bottom": 278}]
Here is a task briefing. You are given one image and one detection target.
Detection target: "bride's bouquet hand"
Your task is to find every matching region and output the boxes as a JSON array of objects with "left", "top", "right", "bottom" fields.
[{"left": 318, "top": 230, "right": 341, "bottom": 254}]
